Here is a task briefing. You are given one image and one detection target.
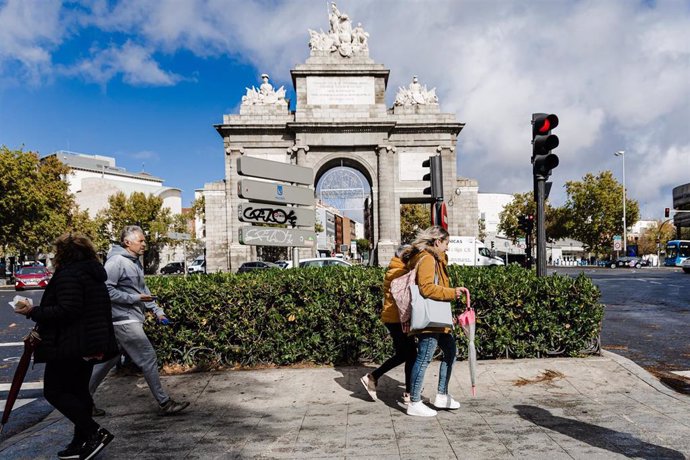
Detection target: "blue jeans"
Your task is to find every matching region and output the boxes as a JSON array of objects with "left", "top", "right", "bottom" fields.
[{"left": 409, "top": 333, "right": 456, "bottom": 403}]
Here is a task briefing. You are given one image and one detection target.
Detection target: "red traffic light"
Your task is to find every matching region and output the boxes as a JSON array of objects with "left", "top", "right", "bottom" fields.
[
  {"left": 532, "top": 113, "right": 559, "bottom": 137},
  {"left": 665, "top": 207, "right": 670, "bottom": 218}
]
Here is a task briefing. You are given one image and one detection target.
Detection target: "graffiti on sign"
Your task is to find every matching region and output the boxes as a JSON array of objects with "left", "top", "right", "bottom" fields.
[
  {"left": 239, "top": 227, "right": 315, "bottom": 247},
  {"left": 242, "top": 206, "right": 297, "bottom": 226}
]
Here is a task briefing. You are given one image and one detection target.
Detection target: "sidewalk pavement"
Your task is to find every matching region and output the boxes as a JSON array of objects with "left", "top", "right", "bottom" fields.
[{"left": 1, "top": 351, "right": 689, "bottom": 459}]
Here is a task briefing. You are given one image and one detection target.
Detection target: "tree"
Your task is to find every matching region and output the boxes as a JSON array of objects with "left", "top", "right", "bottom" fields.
[
  {"left": 0, "top": 147, "right": 74, "bottom": 257},
  {"left": 497, "top": 192, "right": 566, "bottom": 244},
  {"left": 98, "top": 191, "right": 173, "bottom": 273},
  {"left": 400, "top": 204, "right": 430, "bottom": 244},
  {"left": 638, "top": 221, "right": 676, "bottom": 255},
  {"left": 563, "top": 171, "right": 639, "bottom": 255}
]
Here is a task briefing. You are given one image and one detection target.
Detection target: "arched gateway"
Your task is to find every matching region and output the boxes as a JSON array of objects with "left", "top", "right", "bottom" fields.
[{"left": 204, "top": 4, "right": 477, "bottom": 272}]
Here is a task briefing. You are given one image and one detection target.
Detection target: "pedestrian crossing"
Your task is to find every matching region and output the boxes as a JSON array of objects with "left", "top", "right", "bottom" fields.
[{"left": 0, "top": 381, "right": 42, "bottom": 411}]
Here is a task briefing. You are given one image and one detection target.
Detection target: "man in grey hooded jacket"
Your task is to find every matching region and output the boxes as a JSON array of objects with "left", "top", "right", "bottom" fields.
[{"left": 89, "top": 225, "right": 189, "bottom": 416}]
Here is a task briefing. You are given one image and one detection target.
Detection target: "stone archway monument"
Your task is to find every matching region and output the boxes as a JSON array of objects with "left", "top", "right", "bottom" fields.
[{"left": 207, "top": 3, "right": 469, "bottom": 272}]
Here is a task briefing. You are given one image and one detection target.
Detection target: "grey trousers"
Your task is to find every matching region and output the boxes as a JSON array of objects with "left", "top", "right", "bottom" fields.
[{"left": 89, "top": 322, "right": 169, "bottom": 405}]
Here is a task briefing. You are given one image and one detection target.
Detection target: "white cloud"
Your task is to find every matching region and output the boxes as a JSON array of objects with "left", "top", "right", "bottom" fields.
[
  {"left": 64, "top": 40, "right": 182, "bottom": 86},
  {"left": 0, "top": 0, "right": 687, "bottom": 220},
  {"left": 0, "top": 0, "right": 64, "bottom": 84}
]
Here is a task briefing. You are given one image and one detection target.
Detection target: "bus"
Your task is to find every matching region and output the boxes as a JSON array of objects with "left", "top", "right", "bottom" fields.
[{"left": 664, "top": 240, "right": 690, "bottom": 266}]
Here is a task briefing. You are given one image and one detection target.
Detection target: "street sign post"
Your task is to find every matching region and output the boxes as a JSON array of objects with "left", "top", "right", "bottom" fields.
[
  {"left": 237, "top": 203, "right": 314, "bottom": 227},
  {"left": 239, "top": 227, "right": 315, "bottom": 247},
  {"left": 235, "top": 156, "right": 315, "bottom": 268},
  {"left": 237, "top": 156, "right": 312, "bottom": 185},
  {"left": 238, "top": 179, "right": 314, "bottom": 206},
  {"left": 613, "top": 235, "right": 622, "bottom": 251}
]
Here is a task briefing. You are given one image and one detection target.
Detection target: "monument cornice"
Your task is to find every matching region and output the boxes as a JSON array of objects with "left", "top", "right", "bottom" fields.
[
  {"left": 214, "top": 123, "right": 289, "bottom": 136},
  {"left": 391, "top": 122, "right": 465, "bottom": 135},
  {"left": 286, "top": 121, "right": 396, "bottom": 134}
]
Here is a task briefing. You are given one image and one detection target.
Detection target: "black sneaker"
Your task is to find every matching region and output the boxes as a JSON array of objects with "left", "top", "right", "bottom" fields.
[
  {"left": 92, "top": 406, "right": 106, "bottom": 417},
  {"left": 79, "top": 427, "right": 114, "bottom": 460},
  {"left": 57, "top": 439, "right": 83, "bottom": 460},
  {"left": 158, "top": 398, "right": 190, "bottom": 416}
]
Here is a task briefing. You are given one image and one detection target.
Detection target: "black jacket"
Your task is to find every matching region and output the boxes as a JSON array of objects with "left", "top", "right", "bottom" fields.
[{"left": 29, "top": 260, "right": 118, "bottom": 363}]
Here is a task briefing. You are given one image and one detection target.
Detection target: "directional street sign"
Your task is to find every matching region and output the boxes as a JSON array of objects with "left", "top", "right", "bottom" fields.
[
  {"left": 238, "top": 226, "right": 316, "bottom": 247},
  {"left": 238, "top": 179, "right": 314, "bottom": 206},
  {"left": 237, "top": 156, "right": 312, "bottom": 185},
  {"left": 238, "top": 203, "right": 314, "bottom": 227}
]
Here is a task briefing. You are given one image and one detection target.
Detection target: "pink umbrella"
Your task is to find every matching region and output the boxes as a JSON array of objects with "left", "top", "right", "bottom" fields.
[{"left": 457, "top": 289, "right": 477, "bottom": 397}]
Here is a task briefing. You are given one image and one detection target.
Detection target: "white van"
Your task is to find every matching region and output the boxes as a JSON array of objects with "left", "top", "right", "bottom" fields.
[
  {"left": 187, "top": 256, "right": 206, "bottom": 274},
  {"left": 447, "top": 236, "right": 505, "bottom": 267}
]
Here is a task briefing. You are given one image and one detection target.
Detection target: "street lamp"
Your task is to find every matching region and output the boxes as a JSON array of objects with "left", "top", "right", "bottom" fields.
[{"left": 614, "top": 150, "right": 626, "bottom": 253}]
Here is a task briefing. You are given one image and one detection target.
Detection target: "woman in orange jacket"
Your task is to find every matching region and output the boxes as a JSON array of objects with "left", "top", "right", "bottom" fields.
[
  {"left": 400, "top": 226, "right": 465, "bottom": 417},
  {"left": 360, "top": 245, "right": 417, "bottom": 403}
]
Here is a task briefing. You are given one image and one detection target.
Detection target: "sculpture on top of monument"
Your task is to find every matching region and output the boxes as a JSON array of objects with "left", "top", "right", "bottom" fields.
[
  {"left": 394, "top": 75, "right": 439, "bottom": 106},
  {"left": 241, "top": 73, "right": 288, "bottom": 106},
  {"left": 308, "top": 2, "right": 369, "bottom": 58}
]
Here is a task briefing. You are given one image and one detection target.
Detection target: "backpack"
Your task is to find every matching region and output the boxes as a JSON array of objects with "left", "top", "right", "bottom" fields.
[{"left": 389, "top": 256, "right": 428, "bottom": 330}]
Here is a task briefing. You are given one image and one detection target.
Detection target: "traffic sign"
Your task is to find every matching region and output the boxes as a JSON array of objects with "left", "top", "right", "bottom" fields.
[
  {"left": 237, "top": 156, "right": 313, "bottom": 185},
  {"left": 237, "top": 203, "right": 314, "bottom": 227},
  {"left": 238, "top": 179, "right": 314, "bottom": 206},
  {"left": 613, "top": 235, "right": 622, "bottom": 251},
  {"left": 239, "top": 226, "right": 316, "bottom": 247}
]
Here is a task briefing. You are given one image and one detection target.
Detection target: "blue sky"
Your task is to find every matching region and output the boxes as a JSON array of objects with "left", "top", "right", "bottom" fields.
[{"left": 1, "top": 0, "right": 689, "bottom": 220}]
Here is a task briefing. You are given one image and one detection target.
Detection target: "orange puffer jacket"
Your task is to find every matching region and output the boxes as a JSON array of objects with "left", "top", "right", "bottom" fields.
[{"left": 406, "top": 249, "right": 456, "bottom": 335}]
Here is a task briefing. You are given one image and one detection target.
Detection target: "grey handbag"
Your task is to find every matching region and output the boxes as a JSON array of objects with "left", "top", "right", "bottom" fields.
[{"left": 409, "top": 269, "right": 453, "bottom": 330}]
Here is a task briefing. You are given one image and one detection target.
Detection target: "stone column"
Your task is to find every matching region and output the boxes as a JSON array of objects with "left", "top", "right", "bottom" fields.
[
  {"left": 287, "top": 145, "right": 315, "bottom": 259},
  {"left": 377, "top": 145, "right": 397, "bottom": 266},
  {"left": 225, "top": 145, "right": 251, "bottom": 272}
]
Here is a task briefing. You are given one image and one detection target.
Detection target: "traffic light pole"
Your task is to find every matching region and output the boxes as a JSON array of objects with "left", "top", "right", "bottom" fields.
[{"left": 535, "top": 175, "right": 547, "bottom": 277}]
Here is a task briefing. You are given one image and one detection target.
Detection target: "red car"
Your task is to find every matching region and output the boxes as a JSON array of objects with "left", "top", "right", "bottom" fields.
[{"left": 14, "top": 266, "right": 52, "bottom": 291}]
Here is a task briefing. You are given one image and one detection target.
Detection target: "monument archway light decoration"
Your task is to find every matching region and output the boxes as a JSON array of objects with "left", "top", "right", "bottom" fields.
[{"left": 317, "top": 167, "right": 369, "bottom": 222}]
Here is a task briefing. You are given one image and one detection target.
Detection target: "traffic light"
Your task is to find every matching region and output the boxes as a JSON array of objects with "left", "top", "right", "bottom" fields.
[
  {"left": 532, "top": 113, "right": 559, "bottom": 178},
  {"left": 422, "top": 155, "right": 443, "bottom": 201},
  {"left": 526, "top": 214, "right": 534, "bottom": 233},
  {"left": 665, "top": 207, "right": 670, "bottom": 218}
]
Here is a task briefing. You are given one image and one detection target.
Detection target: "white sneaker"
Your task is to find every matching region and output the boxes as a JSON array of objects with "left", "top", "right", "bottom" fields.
[
  {"left": 433, "top": 394, "right": 460, "bottom": 410},
  {"left": 360, "top": 373, "right": 377, "bottom": 401},
  {"left": 407, "top": 400, "right": 437, "bottom": 417}
]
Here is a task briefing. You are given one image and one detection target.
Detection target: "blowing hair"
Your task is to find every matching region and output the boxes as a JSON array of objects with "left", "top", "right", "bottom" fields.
[
  {"left": 120, "top": 225, "right": 144, "bottom": 246},
  {"left": 53, "top": 232, "right": 98, "bottom": 270},
  {"left": 399, "top": 225, "right": 450, "bottom": 262}
]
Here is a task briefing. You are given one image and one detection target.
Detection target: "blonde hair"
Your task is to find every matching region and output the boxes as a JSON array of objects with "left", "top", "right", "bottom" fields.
[{"left": 400, "top": 226, "right": 449, "bottom": 262}]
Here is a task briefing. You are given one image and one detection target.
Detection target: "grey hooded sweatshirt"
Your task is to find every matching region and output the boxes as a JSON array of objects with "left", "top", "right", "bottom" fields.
[{"left": 105, "top": 245, "right": 165, "bottom": 324}]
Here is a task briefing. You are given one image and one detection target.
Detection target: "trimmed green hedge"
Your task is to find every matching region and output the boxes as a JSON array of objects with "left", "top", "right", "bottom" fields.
[{"left": 144, "top": 264, "right": 603, "bottom": 368}]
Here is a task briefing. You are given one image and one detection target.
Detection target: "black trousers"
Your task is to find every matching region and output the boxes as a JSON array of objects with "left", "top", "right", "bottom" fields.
[
  {"left": 371, "top": 323, "right": 418, "bottom": 393},
  {"left": 44, "top": 359, "right": 99, "bottom": 441}
]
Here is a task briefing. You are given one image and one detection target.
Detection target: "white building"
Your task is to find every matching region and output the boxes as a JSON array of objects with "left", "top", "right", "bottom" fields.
[
  {"left": 48, "top": 151, "right": 182, "bottom": 217},
  {"left": 47, "top": 151, "right": 186, "bottom": 267}
]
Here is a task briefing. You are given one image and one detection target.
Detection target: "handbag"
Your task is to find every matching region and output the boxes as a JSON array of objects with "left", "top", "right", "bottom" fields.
[{"left": 409, "top": 263, "right": 454, "bottom": 331}]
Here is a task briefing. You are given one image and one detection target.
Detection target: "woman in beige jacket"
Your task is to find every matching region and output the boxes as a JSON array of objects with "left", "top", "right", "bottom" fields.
[{"left": 400, "top": 226, "right": 465, "bottom": 417}]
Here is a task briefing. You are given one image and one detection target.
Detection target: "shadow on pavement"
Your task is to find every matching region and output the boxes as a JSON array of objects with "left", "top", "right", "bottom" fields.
[
  {"left": 515, "top": 405, "right": 686, "bottom": 459},
  {"left": 333, "top": 366, "right": 407, "bottom": 413}
]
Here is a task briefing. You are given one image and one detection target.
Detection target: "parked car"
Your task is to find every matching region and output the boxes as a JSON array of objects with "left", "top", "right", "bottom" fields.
[
  {"left": 160, "top": 262, "right": 185, "bottom": 275},
  {"left": 609, "top": 256, "right": 643, "bottom": 269},
  {"left": 274, "top": 260, "right": 290, "bottom": 269},
  {"left": 237, "top": 261, "right": 281, "bottom": 273},
  {"left": 681, "top": 258, "right": 690, "bottom": 274},
  {"left": 14, "top": 266, "right": 52, "bottom": 291},
  {"left": 298, "top": 257, "right": 352, "bottom": 268},
  {"left": 188, "top": 257, "right": 206, "bottom": 274}
]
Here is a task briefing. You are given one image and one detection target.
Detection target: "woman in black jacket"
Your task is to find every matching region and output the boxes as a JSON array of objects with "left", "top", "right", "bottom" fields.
[{"left": 15, "top": 232, "right": 118, "bottom": 460}]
